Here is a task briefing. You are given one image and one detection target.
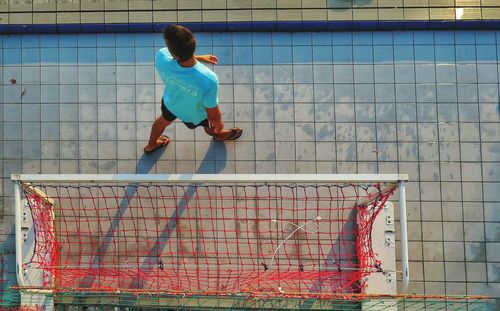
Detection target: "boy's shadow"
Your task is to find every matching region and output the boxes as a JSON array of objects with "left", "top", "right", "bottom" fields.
[
  {"left": 137, "top": 140, "right": 227, "bottom": 174},
  {"left": 81, "top": 140, "right": 227, "bottom": 288}
]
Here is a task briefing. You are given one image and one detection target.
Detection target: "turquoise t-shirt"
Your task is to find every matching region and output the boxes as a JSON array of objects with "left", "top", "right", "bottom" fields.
[{"left": 155, "top": 48, "right": 219, "bottom": 125}]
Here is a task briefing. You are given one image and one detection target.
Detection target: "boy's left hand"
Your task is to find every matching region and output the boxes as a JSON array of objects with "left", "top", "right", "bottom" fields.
[{"left": 196, "top": 55, "right": 218, "bottom": 65}]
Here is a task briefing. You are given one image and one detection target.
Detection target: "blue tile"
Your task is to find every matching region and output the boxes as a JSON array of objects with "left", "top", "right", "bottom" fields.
[
  {"left": 213, "top": 46, "right": 232, "bottom": 65},
  {"left": 272, "top": 33, "right": 292, "bottom": 45},
  {"left": 233, "top": 46, "right": 253, "bottom": 65},
  {"left": 115, "top": 33, "right": 134, "bottom": 47},
  {"left": 332, "top": 32, "right": 352, "bottom": 45},
  {"left": 273, "top": 65, "right": 292, "bottom": 83},
  {"left": 314, "top": 84, "right": 334, "bottom": 102},
  {"left": 154, "top": 33, "right": 165, "bottom": 46},
  {"left": 414, "top": 31, "right": 434, "bottom": 44},
  {"left": 373, "top": 45, "right": 393, "bottom": 62},
  {"left": 455, "top": 45, "right": 476, "bottom": 62},
  {"left": 134, "top": 33, "right": 155, "bottom": 46},
  {"left": 115, "top": 47, "right": 135, "bottom": 64},
  {"left": 59, "top": 47, "right": 78, "bottom": 63},
  {"left": 312, "top": 32, "right": 332, "bottom": 45},
  {"left": 292, "top": 32, "right": 312, "bottom": 45},
  {"left": 375, "top": 84, "right": 396, "bottom": 103},
  {"left": 135, "top": 47, "right": 154, "bottom": 63},
  {"left": 476, "top": 45, "right": 497, "bottom": 62},
  {"left": 78, "top": 33, "right": 97, "bottom": 47},
  {"left": 455, "top": 31, "right": 475, "bottom": 44},
  {"left": 41, "top": 85, "right": 59, "bottom": 103},
  {"left": 313, "top": 45, "right": 333, "bottom": 63},
  {"left": 437, "top": 84, "right": 458, "bottom": 102},
  {"left": 414, "top": 45, "right": 435, "bottom": 62},
  {"left": 96, "top": 33, "right": 116, "bottom": 47},
  {"left": 355, "top": 84, "right": 374, "bottom": 102},
  {"left": 332, "top": 46, "right": 353, "bottom": 63},
  {"left": 274, "top": 84, "right": 293, "bottom": 102},
  {"left": 434, "top": 31, "right": 455, "bottom": 44},
  {"left": 475, "top": 31, "right": 496, "bottom": 44},
  {"left": 232, "top": 32, "right": 252, "bottom": 46},
  {"left": 293, "top": 65, "right": 313, "bottom": 83},
  {"left": 78, "top": 66, "right": 97, "bottom": 84},
  {"left": 21, "top": 35, "right": 40, "bottom": 47},
  {"left": 436, "top": 64, "right": 456, "bottom": 83},
  {"left": 354, "top": 65, "right": 373, "bottom": 83},
  {"left": 78, "top": 47, "right": 97, "bottom": 63},
  {"left": 352, "top": 32, "right": 372, "bottom": 45},
  {"left": 393, "top": 31, "right": 413, "bottom": 44},
  {"left": 435, "top": 45, "right": 455, "bottom": 62},
  {"left": 273, "top": 46, "right": 292, "bottom": 64},
  {"left": 293, "top": 46, "right": 313, "bottom": 63},
  {"left": 373, "top": 32, "right": 392, "bottom": 45},
  {"left": 3, "top": 35, "right": 21, "bottom": 48},
  {"left": 333, "top": 65, "right": 354, "bottom": 83},
  {"left": 213, "top": 33, "right": 232, "bottom": 46},
  {"left": 3, "top": 49, "right": 21, "bottom": 65},
  {"left": 394, "top": 45, "right": 414, "bottom": 62},
  {"left": 195, "top": 32, "right": 213, "bottom": 46},
  {"left": 252, "top": 33, "right": 272, "bottom": 46},
  {"left": 59, "top": 34, "right": 78, "bottom": 47},
  {"left": 374, "top": 65, "right": 394, "bottom": 83},
  {"left": 353, "top": 45, "right": 373, "bottom": 63},
  {"left": 334, "top": 84, "right": 354, "bottom": 102},
  {"left": 252, "top": 46, "right": 273, "bottom": 65},
  {"left": 456, "top": 64, "right": 477, "bottom": 83},
  {"left": 396, "top": 84, "right": 416, "bottom": 103},
  {"left": 395, "top": 64, "right": 415, "bottom": 83},
  {"left": 97, "top": 47, "right": 116, "bottom": 63},
  {"left": 416, "top": 85, "right": 436, "bottom": 103},
  {"left": 196, "top": 46, "right": 213, "bottom": 55},
  {"left": 40, "top": 34, "right": 58, "bottom": 47},
  {"left": 416, "top": 64, "right": 436, "bottom": 83},
  {"left": 60, "top": 85, "right": 78, "bottom": 103},
  {"left": 59, "top": 66, "right": 78, "bottom": 84},
  {"left": 40, "top": 48, "right": 58, "bottom": 63},
  {"left": 22, "top": 48, "right": 40, "bottom": 64}
]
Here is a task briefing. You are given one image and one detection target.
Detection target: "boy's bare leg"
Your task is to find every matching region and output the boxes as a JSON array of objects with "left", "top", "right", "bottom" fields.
[{"left": 144, "top": 116, "right": 172, "bottom": 152}]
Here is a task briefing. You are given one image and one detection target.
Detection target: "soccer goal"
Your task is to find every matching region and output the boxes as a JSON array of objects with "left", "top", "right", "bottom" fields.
[{"left": 12, "top": 174, "right": 411, "bottom": 309}]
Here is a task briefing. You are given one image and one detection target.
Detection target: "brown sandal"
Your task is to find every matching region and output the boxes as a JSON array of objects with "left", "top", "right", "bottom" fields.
[
  {"left": 214, "top": 128, "right": 243, "bottom": 142},
  {"left": 144, "top": 135, "right": 170, "bottom": 154}
]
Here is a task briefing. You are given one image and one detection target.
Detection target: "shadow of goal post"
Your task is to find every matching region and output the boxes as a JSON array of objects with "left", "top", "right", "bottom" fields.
[{"left": 11, "top": 173, "right": 409, "bottom": 310}]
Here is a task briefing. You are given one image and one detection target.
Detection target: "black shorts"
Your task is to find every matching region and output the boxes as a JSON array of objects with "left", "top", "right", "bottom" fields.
[{"left": 160, "top": 99, "right": 210, "bottom": 129}]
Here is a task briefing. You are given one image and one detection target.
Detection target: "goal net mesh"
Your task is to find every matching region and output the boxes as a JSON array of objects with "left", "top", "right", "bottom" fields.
[{"left": 22, "top": 181, "right": 397, "bottom": 299}]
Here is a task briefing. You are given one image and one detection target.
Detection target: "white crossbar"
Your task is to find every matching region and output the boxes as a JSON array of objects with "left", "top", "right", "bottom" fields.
[{"left": 11, "top": 173, "right": 408, "bottom": 183}]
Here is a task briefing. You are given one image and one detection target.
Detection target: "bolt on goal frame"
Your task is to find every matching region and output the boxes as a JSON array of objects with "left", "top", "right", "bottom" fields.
[{"left": 12, "top": 174, "right": 409, "bottom": 309}]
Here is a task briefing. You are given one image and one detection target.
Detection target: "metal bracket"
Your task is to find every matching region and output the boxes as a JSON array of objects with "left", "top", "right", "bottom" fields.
[
  {"left": 385, "top": 230, "right": 395, "bottom": 248},
  {"left": 385, "top": 272, "right": 394, "bottom": 283},
  {"left": 384, "top": 204, "right": 394, "bottom": 225}
]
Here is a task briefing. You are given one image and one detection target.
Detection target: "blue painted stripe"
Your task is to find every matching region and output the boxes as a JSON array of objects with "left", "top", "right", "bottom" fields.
[{"left": 1, "top": 20, "right": 500, "bottom": 34}]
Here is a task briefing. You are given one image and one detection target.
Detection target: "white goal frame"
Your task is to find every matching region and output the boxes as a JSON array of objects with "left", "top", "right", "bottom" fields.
[{"left": 12, "top": 173, "right": 410, "bottom": 296}]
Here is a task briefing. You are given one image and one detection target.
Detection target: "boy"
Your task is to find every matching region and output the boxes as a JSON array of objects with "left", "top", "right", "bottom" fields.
[{"left": 144, "top": 24, "right": 242, "bottom": 154}]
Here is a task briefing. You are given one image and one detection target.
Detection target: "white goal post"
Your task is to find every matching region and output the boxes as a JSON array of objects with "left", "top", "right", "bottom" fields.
[{"left": 12, "top": 173, "right": 410, "bottom": 300}]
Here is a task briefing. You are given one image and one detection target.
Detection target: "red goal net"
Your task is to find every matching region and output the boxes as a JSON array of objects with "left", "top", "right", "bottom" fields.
[{"left": 21, "top": 180, "right": 397, "bottom": 299}]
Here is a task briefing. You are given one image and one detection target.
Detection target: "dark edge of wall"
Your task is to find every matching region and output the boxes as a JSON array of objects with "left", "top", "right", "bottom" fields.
[{"left": 1, "top": 20, "right": 500, "bottom": 34}]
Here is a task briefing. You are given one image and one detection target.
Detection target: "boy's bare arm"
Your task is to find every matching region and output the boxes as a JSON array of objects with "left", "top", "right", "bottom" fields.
[
  {"left": 206, "top": 106, "right": 224, "bottom": 134},
  {"left": 196, "top": 55, "right": 218, "bottom": 64}
]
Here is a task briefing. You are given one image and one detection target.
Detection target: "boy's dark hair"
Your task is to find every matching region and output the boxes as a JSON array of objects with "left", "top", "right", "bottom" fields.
[{"left": 163, "top": 24, "right": 196, "bottom": 62}]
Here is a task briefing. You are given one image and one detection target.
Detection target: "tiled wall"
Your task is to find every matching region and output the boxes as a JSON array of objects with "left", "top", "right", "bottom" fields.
[
  {"left": 1, "top": 0, "right": 500, "bottom": 24},
  {"left": 1, "top": 30, "right": 499, "bottom": 308}
]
